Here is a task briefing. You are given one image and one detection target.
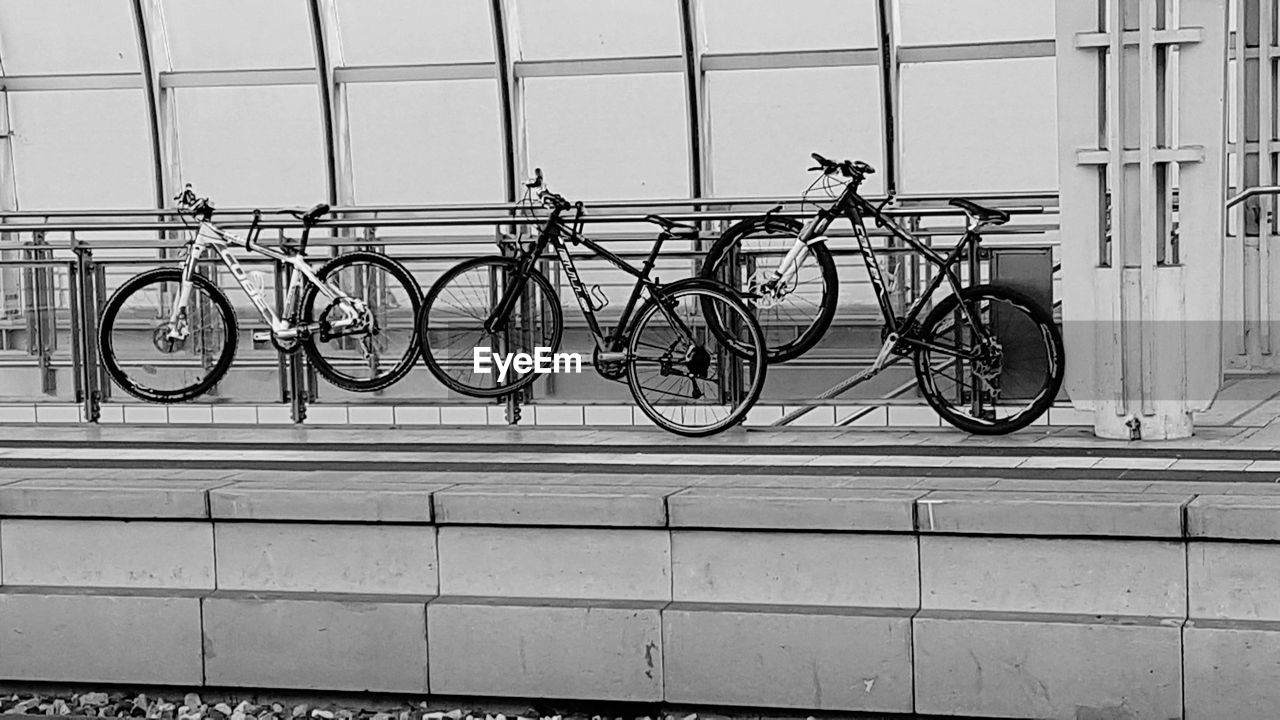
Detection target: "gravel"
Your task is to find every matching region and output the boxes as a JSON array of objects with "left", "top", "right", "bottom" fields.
[{"left": 0, "top": 694, "right": 756, "bottom": 720}]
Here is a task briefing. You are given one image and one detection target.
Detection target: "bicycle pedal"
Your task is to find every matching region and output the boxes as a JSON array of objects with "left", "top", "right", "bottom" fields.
[{"left": 251, "top": 329, "right": 273, "bottom": 347}]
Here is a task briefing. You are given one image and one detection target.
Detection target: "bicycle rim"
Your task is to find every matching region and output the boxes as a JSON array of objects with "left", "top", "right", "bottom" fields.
[
  {"left": 704, "top": 220, "right": 836, "bottom": 363},
  {"left": 99, "top": 269, "right": 236, "bottom": 403},
  {"left": 628, "top": 286, "right": 767, "bottom": 437},
  {"left": 914, "top": 287, "right": 1063, "bottom": 434},
  {"left": 305, "top": 255, "right": 421, "bottom": 392},
  {"left": 420, "top": 257, "right": 561, "bottom": 398}
]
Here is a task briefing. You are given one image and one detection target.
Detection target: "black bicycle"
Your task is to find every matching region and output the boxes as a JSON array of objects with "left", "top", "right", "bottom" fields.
[
  {"left": 98, "top": 185, "right": 422, "bottom": 403},
  {"left": 417, "top": 170, "right": 768, "bottom": 437},
  {"left": 700, "top": 153, "right": 1064, "bottom": 435}
]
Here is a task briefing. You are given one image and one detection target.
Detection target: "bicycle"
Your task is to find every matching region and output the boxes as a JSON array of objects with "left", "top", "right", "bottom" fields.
[
  {"left": 699, "top": 153, "right": 1064, "bottom": 435},
  {"left": 417, "top": 170, "right": 768, "bottom": 437},
  {"left": 98, "top": 184, "right": 422, "bottom": 403}
]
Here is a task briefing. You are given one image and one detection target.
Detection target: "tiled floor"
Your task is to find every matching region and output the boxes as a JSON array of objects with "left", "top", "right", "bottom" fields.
[{"left": 0, "top": 424, "right": 1277, "bottom": 487}]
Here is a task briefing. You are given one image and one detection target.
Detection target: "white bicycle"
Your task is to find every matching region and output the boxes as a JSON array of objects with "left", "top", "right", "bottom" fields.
[{"left": 97, "top": 184, "right": 422, "bottom": 402}]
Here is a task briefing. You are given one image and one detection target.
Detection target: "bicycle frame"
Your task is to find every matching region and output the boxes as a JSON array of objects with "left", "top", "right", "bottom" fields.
[
  {"left": 171, "top": 220, "right": 353, "bottom": 341},
  {"left": 771, "top": 182, "right": 989, "bottom": 377},
  {"left": 488, "top": 206, "right": 685, "bottom": 364}
]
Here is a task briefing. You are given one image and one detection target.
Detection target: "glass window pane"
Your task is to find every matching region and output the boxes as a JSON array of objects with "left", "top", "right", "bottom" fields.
[
  {"left": 161, "top": 0, "right": 313, "bottom": 70},
  {"left": 0, "top": 0, "right": 139, "bottom": 75},
  {"left": 898, "top": 0, "right": 1054, "bottom": 45},
  {"left": 514, "top": 0, "right": 681, "bottom": 60},
  {"left": 708, "top": 66, "right": 884, "bottom": 197},
  {"left": 523, "top": 74, "right": 690, "bottom": 200},
  {"left": 8, "top": 91, "right": 154, "bottom": 210},
  {"left": 899, "top": 58, "right": 1058, "bottom": 194},
  {"left": 701, "top": 0, "right": 879, "bottom": 53},
  {"left": 334, "top": 0, "right": 494, "bottom": 65},
  {"left": 173, "top": 86, "right": 327, "bottom": 207},
  {"left": 346, "top": 80, "right": 505, "bottom": 204}
]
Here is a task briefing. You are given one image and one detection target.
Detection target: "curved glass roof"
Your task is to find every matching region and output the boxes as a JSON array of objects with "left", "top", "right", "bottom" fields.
[{"left": 0, "top": 0, "right": 1059, "bottom": 211}]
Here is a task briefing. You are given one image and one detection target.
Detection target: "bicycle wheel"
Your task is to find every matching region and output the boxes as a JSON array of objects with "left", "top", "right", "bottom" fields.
[
  {"left": 700, "top": 215, "right": 838, "bottom": 363},
  {"left": 301, "top": 251, "right": 423, "bottom": 393},
  {"left": 98, "top": 267, "right": 237, "bottom": 403},
  {"left": 418, "top": 256, "right": 562, "bottom": 398},
  {"left": 913, "top": 284, "right": 1064, "bottom": 435},
  {"left": 627, "top": 280, "right": 768, "bottom": 437}
]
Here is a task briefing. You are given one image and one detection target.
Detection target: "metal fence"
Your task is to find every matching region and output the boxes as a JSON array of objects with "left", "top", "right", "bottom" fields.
[{"left": 0, "top": 191, "right": 1059, "bottom": 424}]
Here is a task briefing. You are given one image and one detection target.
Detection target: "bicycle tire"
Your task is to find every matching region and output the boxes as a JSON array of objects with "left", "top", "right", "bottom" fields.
[
  {"left": 700, "top": 215, "right": 838, "bottom": 364},
  {"left": 98, "top": 267, "right": 238, "bottom": 404},
  {"left": 913, "top": 283, "right": 1064, "bottom": 435},
  {"left": 626, "top": 279, "right": 768, "bottom": 437},
  {"left": 301, "top": 250, "right": 423, "bottom": 393},
  {"left": 418, "top": 256, "right": 563, "bottom": 398}
]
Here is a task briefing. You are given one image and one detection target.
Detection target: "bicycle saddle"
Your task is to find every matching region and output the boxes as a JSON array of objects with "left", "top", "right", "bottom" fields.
[
  {"left": 646, "top": 214, "right": 699, "bottom": 238},
  {"left": 949, "top": 198, "right": 1010, "bottom": 226},
  {"left": 290, "top": 203, "right": 332, "bottom": 227}
]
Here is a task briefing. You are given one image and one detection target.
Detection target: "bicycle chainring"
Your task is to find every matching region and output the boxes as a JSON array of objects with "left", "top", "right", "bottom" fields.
[
  {"left": 270, "top": 332, "right": 303, "bottom": 355},
  {"left": 593, "top": 346, "right": 627, "bottom": 381}
]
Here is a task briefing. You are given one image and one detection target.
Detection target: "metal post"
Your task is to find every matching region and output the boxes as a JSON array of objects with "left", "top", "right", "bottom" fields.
[
  {"left": 490, "top": 0, "right": 518, "bottom": 203},
  {"left": 72, "top": 240, "right": 100, "bottom": 422},
  {"left": 129, "top": 0, "right": 166, "bottom": 209},
  {"left": 874, "top": 0, "right": 900, "bottom": 193},
  {"left": 678, "top": 0, "right": 704, "bottom": 198},
  {"left": 306, "top": 0, "right": 339, "bottom": 206}
]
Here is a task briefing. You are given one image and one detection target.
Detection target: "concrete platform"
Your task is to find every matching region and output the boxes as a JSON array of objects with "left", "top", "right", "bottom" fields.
[{"left": 0, "top": 425, "right": 1277, "bottom": 719}]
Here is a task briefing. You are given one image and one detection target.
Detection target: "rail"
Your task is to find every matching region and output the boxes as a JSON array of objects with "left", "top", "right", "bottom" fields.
[
  {"left": 1227, "top": 185, "right": 1280, "bottom": 208},
  {"left": 0, "top": 192, "right": 1060, "bottom": 426}
]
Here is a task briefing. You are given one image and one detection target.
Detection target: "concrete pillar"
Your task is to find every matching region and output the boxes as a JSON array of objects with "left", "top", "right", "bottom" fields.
[
  {"left": 1227, "top": 0, "right": 1279, "bottom": 372},
  {"left": 1057, "top": 0, "right": 1230, "bottom": 439}
]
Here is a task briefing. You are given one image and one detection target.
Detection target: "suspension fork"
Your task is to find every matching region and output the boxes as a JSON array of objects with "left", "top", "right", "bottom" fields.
[
  {"left": 767, "top": 211, "right": 835, "bottom": 290},
  {"left": 484, "top": 216, "right": 559, "bottom": 333},
  {"left": 168, "top": 234, "right": 206, "bottom": 335}
]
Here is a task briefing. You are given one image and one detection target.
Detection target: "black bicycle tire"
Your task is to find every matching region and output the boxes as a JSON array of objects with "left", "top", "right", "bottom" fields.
[
  {"left": 626, "top": 282, "right": 768, "bottom": 437},
  {"left": 301, "top": 250, "right": 424, "bottom": 393},
  {"left": 913, "top": 283, "right": 1064, "bottom": 435},
  {"left": 700, "top": 215, "right": 838, "bottom": 364},
  {"left": 98, "top": 267, "right": 238, "bottom": 404},
  {"left": 418, "top": 256, "right": 563, "bottom": 398}
]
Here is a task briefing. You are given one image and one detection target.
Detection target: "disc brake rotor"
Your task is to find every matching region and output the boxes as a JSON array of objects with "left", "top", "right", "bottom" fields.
[
  {"left": 151, "top": 323, "right": 187, "bottom": 353},
  {"left": 748, "top": 270, "right": 790, "bottom": 310}
]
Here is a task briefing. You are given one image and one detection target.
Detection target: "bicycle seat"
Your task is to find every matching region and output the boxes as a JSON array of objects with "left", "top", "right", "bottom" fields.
[
  {"left": 646, "top": 215, "right": 699, "bottom": 238},
  {"left": 291, "top": 203, "right": 332, "bottom": 227},
  {"left": 949, "top": 198, "right": 1010, "bottom": 227}
]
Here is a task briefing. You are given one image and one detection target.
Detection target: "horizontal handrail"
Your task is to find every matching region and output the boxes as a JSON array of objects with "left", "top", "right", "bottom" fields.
[
  {"left": 1227, "top": 185, "right": 1280, "bottom": 208},
  {"left": 0, "top": 190, "right": 1060, "bottom": 220},
  {"left": 0, "top": 205, "right": 1052, "bottom": 236}
]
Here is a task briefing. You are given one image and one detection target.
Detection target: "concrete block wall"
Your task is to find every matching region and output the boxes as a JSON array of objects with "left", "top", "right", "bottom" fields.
[{"left": 0, "top": 475, "right": 1275, "bottom": 718}]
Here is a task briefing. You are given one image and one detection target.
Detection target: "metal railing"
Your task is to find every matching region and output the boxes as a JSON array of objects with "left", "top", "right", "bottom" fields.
[{"left": 0, "top": 192, "right": 1059, "bottom": 424}]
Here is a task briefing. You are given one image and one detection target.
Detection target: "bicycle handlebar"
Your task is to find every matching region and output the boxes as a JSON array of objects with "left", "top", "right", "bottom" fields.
[
  {"left": 174, "top": 183, "right": 214, "bottom": 221},
  {"left": 808, "top": 153, "right": 876, "bottom": 180},
  {"left": 522, "top": 168, "right": 571, "bottom": 211}
]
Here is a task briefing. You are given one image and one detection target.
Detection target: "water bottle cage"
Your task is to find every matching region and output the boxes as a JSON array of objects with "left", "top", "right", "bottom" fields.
[{"left": 587, "top": 284, "right": 609, "bottom": 312}]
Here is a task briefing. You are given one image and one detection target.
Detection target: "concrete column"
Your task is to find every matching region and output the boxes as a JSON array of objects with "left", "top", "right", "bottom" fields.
[
  {"left": 1228, "top": 0, "right": 1279, "bottom": 372},
  {"left": 1057, "top": 0, "right": 1229, "bottom": 439}
]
